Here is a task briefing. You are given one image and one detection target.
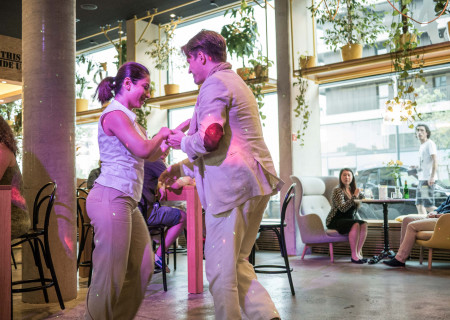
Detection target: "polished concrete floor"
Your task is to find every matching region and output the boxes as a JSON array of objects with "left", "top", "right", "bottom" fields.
[{"left": 12, "top": 250, "right": 450, "bottom": 320}]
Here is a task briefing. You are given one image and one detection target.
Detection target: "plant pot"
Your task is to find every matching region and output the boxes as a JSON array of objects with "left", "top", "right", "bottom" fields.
[
  {"left": 299, "top": 56, "right": 316, "bottom": 69},
  {"left": 447, "top": 21, "right": 450, "bottom": 40},
  {"left": 397, "top": 33, "right": 418, "bottom": 48},
  {"left": 236, "top": 67, "right": 256, "bottom": 80},
  {"left": 253, "top": 64, "right": 268, "bottom": 79},
  {"left": 6, "top": 120, "right": 13, "bottom": 126},
  {"left": 340, "top": 43, "right": 363, "bottom": 61},
  {"left": 164, "top": 84, "right": 179, "bottom": 96},
  {"left": 76, "top": 98, "right": 89, "bottom": 113},
  {"left": 150, "top": 90, "right": 156, "bottom": 98}
]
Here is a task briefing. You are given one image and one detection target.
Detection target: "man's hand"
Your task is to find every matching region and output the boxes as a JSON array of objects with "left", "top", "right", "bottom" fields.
[
  {"left": 428, "top": 177, "right": 435, "bottom": 186},
  {"left": 159, "top": 163, "right": 182, "bottom": 186},
  {"left": 167, "top": 129, "right": 186, "bottom": 150}
]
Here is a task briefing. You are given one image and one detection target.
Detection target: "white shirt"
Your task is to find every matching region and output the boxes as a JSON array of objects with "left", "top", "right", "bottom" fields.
[
  {"left": 418, "top": 139, "right": 437, "bottom": 181},
  {"left": 95, "top": 100, "right": 146, "bottom": 201}
]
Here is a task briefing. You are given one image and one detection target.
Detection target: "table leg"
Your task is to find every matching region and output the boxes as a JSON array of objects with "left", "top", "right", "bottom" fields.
[
  {"left": 186, "top": 188, "right": 203, "bottom": 294},
  {"left": 369, "top": 202, "right": 395, "bottom": 264}
]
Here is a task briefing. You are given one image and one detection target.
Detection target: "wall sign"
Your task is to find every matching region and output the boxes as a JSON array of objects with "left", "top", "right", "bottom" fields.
[{"left": 0, "top": 35, "right": 22, "bottom": 82}]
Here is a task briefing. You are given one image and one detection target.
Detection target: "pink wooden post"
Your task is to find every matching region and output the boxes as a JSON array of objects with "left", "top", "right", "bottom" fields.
[
  {"left": 0, "top": 186, "right": 12, "bottom": 319},
  {"left": 166, "top": 186, "right": 203, "bottom": 294}
]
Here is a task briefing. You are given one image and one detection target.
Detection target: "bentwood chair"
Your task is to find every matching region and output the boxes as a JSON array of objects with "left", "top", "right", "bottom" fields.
[
  {"left": 76, "top": 188, "right": 94, "bottom": 286},
  {"left": 249, "top": 184, "right": 296, "bottom": 296},
  {"left": 11, "top": 182, "right": 65, "bottom": 310}
]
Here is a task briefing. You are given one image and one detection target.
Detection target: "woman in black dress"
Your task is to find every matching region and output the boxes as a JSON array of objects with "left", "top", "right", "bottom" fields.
[{"left": 326, "top": 168, "right": 367, "bottom": 263}]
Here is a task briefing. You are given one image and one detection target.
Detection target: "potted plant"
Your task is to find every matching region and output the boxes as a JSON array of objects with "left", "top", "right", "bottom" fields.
[
  {"left": 134, "top": 104, "right": 152, "bottom": 130},
  {"left": 310, "top": 0, "right": 386, "bottom": 61},
  {"left": 221, "top": 0, "right": 259, "bottom": 80},
  {"left": 76, "top": 54, "right": 95, "bottom": 112},
  {"left": 248, "top": 50, "right": 273, "bottom": 80},
  {"left": 433, "top": 0, "right": 450, "bottom": 37},
  {"left": 150, "top": 81, "right": 156, "bottom": 98},
  {"left": 384, "top": 2, "right": 426, "bottom": 126},
  {"left": 0, "top": 101, "right": 21, "bottom": 127},
  {"left": 298, "top": 51, "right": 316, "bottom": 69},
  {"left": 143, "top": 23, "right": 180, "bottom": 95}
]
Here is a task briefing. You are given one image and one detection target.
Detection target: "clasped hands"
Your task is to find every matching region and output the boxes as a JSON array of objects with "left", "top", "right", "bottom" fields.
[{"left": 162, "top": 118, "right": 190, "bottom": 150}]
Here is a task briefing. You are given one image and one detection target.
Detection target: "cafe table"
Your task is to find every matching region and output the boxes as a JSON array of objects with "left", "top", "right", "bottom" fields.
[
  {"left": 360, "top": 198, "right": 415, "bottom": 264},
  {"left": 165, "top": 185, "right": 203, "bottom": 294}
]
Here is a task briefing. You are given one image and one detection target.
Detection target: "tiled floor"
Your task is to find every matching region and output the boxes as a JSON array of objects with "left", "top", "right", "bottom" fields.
[{"left": 12, "top": 250, "right": 450, "bottom": 319}]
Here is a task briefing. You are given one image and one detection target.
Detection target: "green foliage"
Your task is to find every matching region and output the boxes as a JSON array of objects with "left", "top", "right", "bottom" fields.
[
  {"left": 114, "top": 40, "right": 127, "bottom": 68},
  {"left": 248, "top": 50, "right": 274, "bottom": 79},
  {"left": 384, "top": 2, "right": 426, "bottom": 128},
  {"left": 293, "top": 75, "right": 310, "bottom": 146},
  {"left": 310, "top": 0, "right": 386, "bottom": 52},
  {"left": 76, "top": 54, "right": 96, "bottom": 99},
  {"left": 434, "top": 0, "right": 450, "bottom": 15},
  {"left": 0, "top": 100, "right": 22, "bottom": 137},
  {"left": 247, "top": 81, "right": 266, "bottom": 125},
  {"left": 221, "top": 0, "right": 259, "bottom": 67},
  {"left": 143, "top": 24, "right": 177, "bottom": 71},
  {"left": 133, "top": 105, "right": 152, "bottom": 131}
]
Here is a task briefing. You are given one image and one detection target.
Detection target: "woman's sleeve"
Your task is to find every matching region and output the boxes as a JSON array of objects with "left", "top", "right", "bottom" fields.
[{"left": 332, "top": 188, "right": 355, "bottom": 213}]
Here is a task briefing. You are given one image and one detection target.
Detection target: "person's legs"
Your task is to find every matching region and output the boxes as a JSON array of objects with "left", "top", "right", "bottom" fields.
[
  {"left": 357, "top": 223, "right": 368, "bottom": 259},
  {"left": 400, "top": 215, "right": 426, "bottom": 244},
  {"left": 113, "top": 206, "right": 153, "bottom": 319},
  {"left": 155, "top": 209, "right": 186, "bottom": 257},
  {"left": 85, "top": 185, "right": 134, "bottom": 320},
  {"left": 205, "top": 195, "right": 279, "bottom": 320},
  {"left": 394, "top": 218, "right": 438, "bottom": 263},
  {"left": 348, "top": 223, "right": 361, "bottom": 261}
]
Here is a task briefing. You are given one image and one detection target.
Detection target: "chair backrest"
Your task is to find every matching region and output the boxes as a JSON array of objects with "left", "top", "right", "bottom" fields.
[
  {"left": 280, "top": 183, "right": 296, "bottom": 225},
  {"left": 426, "top": 214, "right": 450, "bottom": 249},
  {"left": 291, "top": 176, "right": 334, "bottom": 223},
  {"left": 77, "top": 188, "right": 89, "bottom": 227},
  {"left": 32, "top": 182, "right": 57, "bottom": 231}
]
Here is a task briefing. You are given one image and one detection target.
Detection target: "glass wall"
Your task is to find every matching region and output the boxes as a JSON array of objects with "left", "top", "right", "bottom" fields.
[{"left": 320, "top": 64, "right": 450, "bottom": 218}]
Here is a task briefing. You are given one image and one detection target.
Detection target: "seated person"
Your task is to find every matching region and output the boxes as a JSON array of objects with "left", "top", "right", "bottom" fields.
[
  {"left": 140, "top": 150, "right": 189, "bottom": 272},
  {"left": 0, "top": 116, "right": 30, "bottom": 239},
  {"left": 326, "top": 168, "right": 367, "bottom": 264},
  {"left": 383, "top": 194, "right": 450, "bottom": 267},
  {"left": 86, "top": 161, "right": 101, "bottom": 189}
]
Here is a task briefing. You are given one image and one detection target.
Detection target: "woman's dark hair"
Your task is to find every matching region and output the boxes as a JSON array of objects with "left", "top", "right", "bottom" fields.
[
  {"left": 0, "top": 116, "right": 18, "bottom": 156},
  {"left": 339, "top": 168, "right": 356, "bottom": 194},
  {"left": 181, "top": 30, "right": 227, "bottom": 62},
  {"left": 95, "top": 61, "right": 150, "bottom": 105},
  {"left": 416, "top": 123, "right": 431, "bottom": 139}
]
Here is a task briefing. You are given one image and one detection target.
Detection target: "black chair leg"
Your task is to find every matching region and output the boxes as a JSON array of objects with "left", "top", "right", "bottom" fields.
[
  {"left": 172, "top": 242, "right": 177, "bottom": 271},
  {"left": 44, "top": 240, "right": 65, "bottom": 309},
  {"left": 11, "top": 248, "right": 17, "bottom": 270},
  {"left": 33, "top": 239, "right": 50, "bottom": 303},
  {"left": 160, "top": 227, "right": 167, "bottom": 292},
  {"left": 277, "top": 230, "right": 295, "bottom": 296}
]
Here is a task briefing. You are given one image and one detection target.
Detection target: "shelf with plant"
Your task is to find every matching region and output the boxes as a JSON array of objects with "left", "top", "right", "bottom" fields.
[
  {"left": 309, "top": 0, "right": 386, "bottom": 61},
  {"left": 143, "top": 23, "right": 183, "bottom": 95},
  {"left": 433, "top": 0, "right": 450, "bottom": 37},
  {"left": 384, "top": 0, "right": 427, "bottom": 128},
  {"left": 221, "top": 0, "right": 259, "bottom": 80},
  {"left": 248, "top": 51, "right": 273, "bottom": 124}
]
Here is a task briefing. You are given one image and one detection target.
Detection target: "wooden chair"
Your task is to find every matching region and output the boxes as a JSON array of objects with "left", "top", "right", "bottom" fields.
[{"left": 415, "top": 214, "right": 450, "bottom": 270}]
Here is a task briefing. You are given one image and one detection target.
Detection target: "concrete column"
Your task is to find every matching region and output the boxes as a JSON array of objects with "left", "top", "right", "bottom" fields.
[
  {"left": 275, "top": 0, "right": 296, "bottom": 254},
  {"left": 22, "top": 0, "right": 77, "bottom": 302}
]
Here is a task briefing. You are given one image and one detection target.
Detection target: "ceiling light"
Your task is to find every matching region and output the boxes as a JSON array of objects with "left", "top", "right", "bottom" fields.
[
  {"left": 80, "top": 4, "right": 98, "bottom": 11},
  {"left": 1, "top": 81, "right": 6, "bottom": 83},
  {"left": 89, "top": 40, "right": 98, "bottom": 45},
  {"left": 170, "top": 13, "right": 176, "bottom": 18},
  {"left": 76, "top": 18, "right": 80, "bottom": 23}
]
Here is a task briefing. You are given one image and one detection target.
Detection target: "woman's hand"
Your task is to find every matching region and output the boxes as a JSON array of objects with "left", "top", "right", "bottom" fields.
[
  {"left": 354, "top": 188, "right": 360, "bottom": 198},
  {"left": 158, "top": 127, "right": 171, "bottom": 140},
  {"left": 175, "top": 119, "right": 191, "bottom": 132}
]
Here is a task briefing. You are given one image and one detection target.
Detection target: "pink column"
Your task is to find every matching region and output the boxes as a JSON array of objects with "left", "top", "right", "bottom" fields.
[{"left": 22, "top": 0, "right": 77, "bottom": 302}]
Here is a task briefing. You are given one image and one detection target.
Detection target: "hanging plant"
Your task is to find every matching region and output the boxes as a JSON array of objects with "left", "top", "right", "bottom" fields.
[
  {"left": 133, "top": 105, "right": 152, "bottom": 131},
  {"left": 384, "top": 0, "right": 427, "bottom": 128},
  {"left": 293, "top": 67, "right": 311, "bottom": 146},
  {"left": 143, "top": 24, "right": 177, "bottom": 71}
]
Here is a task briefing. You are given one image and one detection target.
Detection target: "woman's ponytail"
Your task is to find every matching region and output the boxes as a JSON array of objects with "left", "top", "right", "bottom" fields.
[{"left": 95, "top": 76, "right": 115, "bottom": 105}]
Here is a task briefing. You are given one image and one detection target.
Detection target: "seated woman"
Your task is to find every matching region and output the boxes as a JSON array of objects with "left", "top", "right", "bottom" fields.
[
  {"left": 0, "top": 116, "right": 30, "bottom": 240},
  {"left": 326, "top": 168, "right": 367, "bottom": 264}
]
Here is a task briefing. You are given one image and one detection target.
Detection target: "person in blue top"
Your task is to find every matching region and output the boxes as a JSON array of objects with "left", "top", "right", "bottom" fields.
[
  {"left": 384, "top": 195, "right": 450, "bottom": 267},
  {"left": 85, "top": 62, "right": 172, "bottom": 319}
]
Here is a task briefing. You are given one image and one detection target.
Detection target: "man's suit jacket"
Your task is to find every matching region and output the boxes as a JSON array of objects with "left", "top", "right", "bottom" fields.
[{"left": 181, "top": 63, "right": 283, "bottom": 215}]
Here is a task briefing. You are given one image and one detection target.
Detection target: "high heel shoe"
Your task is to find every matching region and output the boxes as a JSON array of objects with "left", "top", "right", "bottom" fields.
[{"left": 351, "top": 258, "right": 364, "bottom": 264}]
